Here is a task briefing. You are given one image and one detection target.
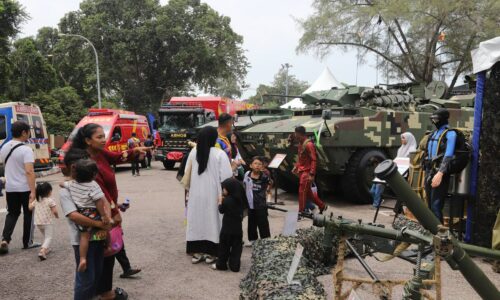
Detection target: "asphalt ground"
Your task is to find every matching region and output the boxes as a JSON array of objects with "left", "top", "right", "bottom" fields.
[{"left": 0, "top": 161, "right": 498, "bottom": 299}]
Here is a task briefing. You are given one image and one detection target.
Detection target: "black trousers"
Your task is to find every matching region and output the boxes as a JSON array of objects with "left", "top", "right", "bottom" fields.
[
  {"left": 96, "top": 254, "right": 115, "bottom": 295},
  {"left": 115, "top": 243, "right": 131, "bottom": 272},
  {"left": 248, "top": 208, "right": 270, "bottom": 241},
  {"left": 2, "top": 191, "right": 33, "bottom": 246},
  {"left": 131, "top": 158, "right": 140, "bottom": 175},
  {"left": 146, "top": 153, "right": 152, "bottom": 167},
  {"left": 216, "top": 232, "right": 243, "bottom": 272},
  {"left": 424, "top": 171, "right": 450, "bottom": 223}
]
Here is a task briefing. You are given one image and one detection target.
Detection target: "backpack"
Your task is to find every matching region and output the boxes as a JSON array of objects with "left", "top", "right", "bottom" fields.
[
  {"left": 303, "top": 139, "right": 330, "bottom": 172},
  {"left": 426, "top": 128, "right": 471, "bottom": 174}
]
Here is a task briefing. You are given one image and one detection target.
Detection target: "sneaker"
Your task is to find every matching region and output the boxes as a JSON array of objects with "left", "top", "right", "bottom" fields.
[
  {"left": 319, "top": 205, "right": 328, "bottom": 214},
  {"left": 191, "top": 254, "right": 205, "bottom": 264},
  {"left": 244, "top": 241, "right": 254, "bottom": 247},
  {"left": 120, "top": 268, "right": 141, "bottom": 278},
  {"left": 114, "top": 287, "right": 128, "bottom": 300},
  {"left": 205, "top": 256, "right": 216, "bottom": 264},
  {"left": 0, "top": 241, "right": 8, "bottom": 255},
  {"left": 210, "top": 263, "right": 217, "bottom": 270}
]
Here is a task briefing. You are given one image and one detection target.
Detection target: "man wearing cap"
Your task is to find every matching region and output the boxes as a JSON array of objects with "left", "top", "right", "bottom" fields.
[{"left": 425, "top": 108, "right": 457, "bottom": 222}]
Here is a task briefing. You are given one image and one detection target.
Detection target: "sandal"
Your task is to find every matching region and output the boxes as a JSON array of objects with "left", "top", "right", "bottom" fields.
[
  {"left": 0, "top": 241, "right": 8, "bottom": 255},
  {"left": 205, "top": 255, "right": 216, "bottom": 264},
  {"left": 191, "top": 253, "right": 205, "bottom": 264},
  {"left": 38, "top": 249, "right": 47, "bottom": 261}
]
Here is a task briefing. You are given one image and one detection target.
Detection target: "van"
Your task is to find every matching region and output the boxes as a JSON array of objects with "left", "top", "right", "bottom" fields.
[
  {"left": 60, "top": 109, "right": 151, "bottom": 167},
  {"left": 0, "top": 102, "right": 52, "bottom": 174}
]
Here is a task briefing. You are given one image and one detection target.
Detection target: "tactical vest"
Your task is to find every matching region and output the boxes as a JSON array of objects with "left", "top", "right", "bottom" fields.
[{"left": 426, "top": 128, "right": 470, "bottom": 174}]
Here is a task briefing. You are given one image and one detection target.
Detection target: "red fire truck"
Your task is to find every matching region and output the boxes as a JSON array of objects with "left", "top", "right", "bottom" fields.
[{"left": 155, "top": 97, "right": 252, "bottom": 169}]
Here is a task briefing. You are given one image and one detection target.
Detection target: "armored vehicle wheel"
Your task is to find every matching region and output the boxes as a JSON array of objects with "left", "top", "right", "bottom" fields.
[
  {"left": 342, "top": 149, "right": 387, "bottom": 204},
  {"left": 163, "top": 160, "right": 175, "bottom": 170}
]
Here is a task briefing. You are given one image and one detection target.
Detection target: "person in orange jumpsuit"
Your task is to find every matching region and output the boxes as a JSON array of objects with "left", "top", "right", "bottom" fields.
[{"left": 292, "top": 126, "right": 328, "bottom": 215}]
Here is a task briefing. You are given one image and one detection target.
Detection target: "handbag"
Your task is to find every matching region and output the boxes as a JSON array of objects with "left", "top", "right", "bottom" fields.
[
  {"left": 103, "top": 226, "right": 124, "bottom": 257},
  {"left": 180, "top": 157, "right": 192, "bottom": 190}
]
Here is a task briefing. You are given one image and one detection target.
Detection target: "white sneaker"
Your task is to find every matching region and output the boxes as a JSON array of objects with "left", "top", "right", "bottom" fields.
[
  {"left": 210, "top": 263, "right": 217, "bottom": 270},
  {"left": 244, "top": 241, "right": 253, "bottom": 247}
]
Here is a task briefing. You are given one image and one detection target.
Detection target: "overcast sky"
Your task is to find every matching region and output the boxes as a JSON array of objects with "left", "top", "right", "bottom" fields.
[{"left": 18, "top": 0, "right": 378, "bottom": 99}]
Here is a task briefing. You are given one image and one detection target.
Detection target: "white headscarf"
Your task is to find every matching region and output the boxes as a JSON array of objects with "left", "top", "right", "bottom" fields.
[{"left": 397, "top": 132, "right": 417, "bottom": 158}]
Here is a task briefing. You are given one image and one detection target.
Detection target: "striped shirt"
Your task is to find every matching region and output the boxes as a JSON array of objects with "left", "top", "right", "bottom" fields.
[{"left": 63, "top": 180, "right": 105, "bottom": 209}]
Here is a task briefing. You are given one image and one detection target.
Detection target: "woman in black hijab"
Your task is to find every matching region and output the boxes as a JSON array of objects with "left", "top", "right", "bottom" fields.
[{"left": 186, "top": 126, "right": 233, "bottom": 263}]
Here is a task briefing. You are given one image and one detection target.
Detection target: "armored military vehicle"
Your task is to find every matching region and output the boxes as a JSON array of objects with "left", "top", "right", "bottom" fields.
[
  {"left": 237, "top": 82, "right": 474, "bottom": 204},
  {"left": 198, "top": 108, "right": 292, "bottom": 131}
]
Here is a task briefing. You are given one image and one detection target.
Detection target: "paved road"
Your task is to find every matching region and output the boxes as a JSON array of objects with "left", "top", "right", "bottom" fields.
[{"left": 0, "top": 161, "right": 498, "bottom": 299}]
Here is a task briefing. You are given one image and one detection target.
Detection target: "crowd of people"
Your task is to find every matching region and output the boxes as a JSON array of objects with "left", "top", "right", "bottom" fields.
[{"left": 0, "top": 107, "right": 462, "bottom": 299}]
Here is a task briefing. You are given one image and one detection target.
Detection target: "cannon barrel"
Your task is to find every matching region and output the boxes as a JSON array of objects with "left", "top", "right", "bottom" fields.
[{"left": 375, "top": 160, "right": 500, "bottom": 299}]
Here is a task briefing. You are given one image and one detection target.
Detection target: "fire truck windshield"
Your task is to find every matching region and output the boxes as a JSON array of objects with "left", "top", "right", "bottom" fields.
[{"left": 159, "top": 112, "right": 203, "bottom": 131}]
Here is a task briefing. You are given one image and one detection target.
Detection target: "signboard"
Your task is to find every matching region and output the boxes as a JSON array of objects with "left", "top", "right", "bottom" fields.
[
  {"left": 268, "top": 153, "right": 287, "bottom": 169},
  {"left": 286, "top": 243, "right": 304, "bottom": 285},
  {"left": 282, "top": 211, "right": 298, "bottom": 237},
  {"left": 15, "top": 105, "right": 39, "bottom": 115}
]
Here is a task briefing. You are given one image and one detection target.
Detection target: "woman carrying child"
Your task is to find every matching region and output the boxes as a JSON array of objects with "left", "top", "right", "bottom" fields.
[{"left": 29, "top": 182, "right": 58, "bottom": 260}]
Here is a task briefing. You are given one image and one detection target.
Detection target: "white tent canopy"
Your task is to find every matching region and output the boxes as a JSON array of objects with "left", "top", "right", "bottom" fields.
[{"left": 281, "top": 67, "right": 342, "bottom": 109}]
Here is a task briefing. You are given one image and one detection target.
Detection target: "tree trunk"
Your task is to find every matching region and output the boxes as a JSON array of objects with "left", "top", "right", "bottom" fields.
[{"left": 472, "top": 63, "right": 500, "bottom": 247}]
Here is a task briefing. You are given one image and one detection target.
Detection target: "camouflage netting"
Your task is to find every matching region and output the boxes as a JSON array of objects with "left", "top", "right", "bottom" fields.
[
  {"left": 240, "top": 227, "right": 333, "bottom": 300},
  {"left": 392, "top": 214, "right": 429, "bottom": 235}
]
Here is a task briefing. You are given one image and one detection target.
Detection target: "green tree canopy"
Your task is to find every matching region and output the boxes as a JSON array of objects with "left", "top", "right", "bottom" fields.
[
  {"left": 45, "top": 0, "right": 248, "bottom": 113},
  {"left": 28, "top": 86, "right": 86, "bottom": 135},
  {"left": 0, "top": 0, "right": 26, "bottom": 94},
  {"left": 297, "top": 0, "right": 500, "bottom": 90},
  {"left": 7, "top": 37, "right": 58, "bottom": 101},
  {"left": 248, "top": 67, "right": 309, "bottom": 107}
]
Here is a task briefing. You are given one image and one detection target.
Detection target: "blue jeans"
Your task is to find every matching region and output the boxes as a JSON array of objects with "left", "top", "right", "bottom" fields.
[
  {"left": 370, "top": 184, "right": 385, "bottom": 208},
  {"left": 73, "top": 241, "right": 104, "bottom": 300}
]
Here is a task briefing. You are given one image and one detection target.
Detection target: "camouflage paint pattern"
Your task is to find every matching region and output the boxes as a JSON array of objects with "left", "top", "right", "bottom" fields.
[{"left": 237, "top": 84, "right": 474, "bottom": 200}]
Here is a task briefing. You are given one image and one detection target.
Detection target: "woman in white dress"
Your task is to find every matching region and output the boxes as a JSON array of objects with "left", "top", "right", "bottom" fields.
[{"left": 186, "top": 126, "right": 233, "bottom": 263}]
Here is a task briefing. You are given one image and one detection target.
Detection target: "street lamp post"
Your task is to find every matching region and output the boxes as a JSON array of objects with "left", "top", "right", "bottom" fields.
[
  {"left": 59, "top": 33, "right": 101, "bottom": 108},
  {"left": 281, "top": 63, "right": 292, "bottom": 105}
]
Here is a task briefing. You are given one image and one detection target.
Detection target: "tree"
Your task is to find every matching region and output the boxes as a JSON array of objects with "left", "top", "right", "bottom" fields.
[
  {"left": 51, "top": 0, "right": 248, "bottom": 113},
  {"left": 7, "top": 37, "right": 58, "bottom": 101},
  {"left": 29, "top": 86, "right": 86, "bottom": 135},
  {"left": 0, "top": 0, "right": 26, "bottom": 94},
  {"left": 297, "top": 0, "right": 500, "bottom": 92},
  {"left": 248, "top": 67, "right": 309, "bottom": 106}
]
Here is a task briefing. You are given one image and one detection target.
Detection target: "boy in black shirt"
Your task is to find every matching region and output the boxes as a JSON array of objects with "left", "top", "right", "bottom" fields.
[
  {"left": 212, "top": 178, "right": 247, "bottom": 272},
  {"left": 243, "top": 157, "right": 271, "bottom": 244}
]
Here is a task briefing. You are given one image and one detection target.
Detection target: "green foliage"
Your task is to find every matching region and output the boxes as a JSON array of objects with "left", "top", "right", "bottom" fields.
[
  {"left": 0, "top": 0, "right": 26, "bottom": 94},
  {"left": 248, "top": 67, "right": 309, "bottom": 106},
  {"left": 297, "top": 0, "right": 500, "bottom": 90},
  {"left": 47, "top": 0, "right": 248, "bottom": 113},
  {"left": 28, "top": 86, "right": 85, "bottom": 135},
  {"left": 7, "top": 37, "right": 58, "bottom": 101}
]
